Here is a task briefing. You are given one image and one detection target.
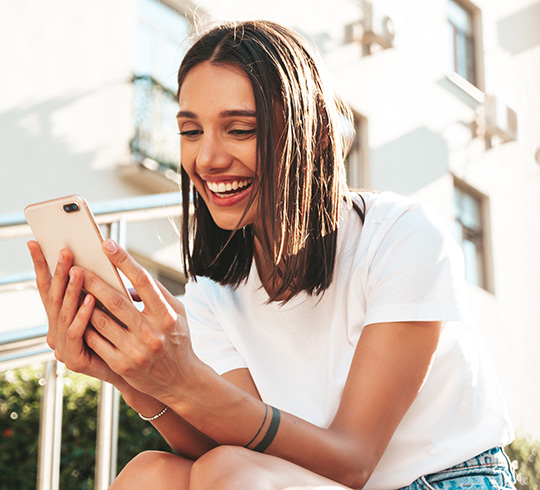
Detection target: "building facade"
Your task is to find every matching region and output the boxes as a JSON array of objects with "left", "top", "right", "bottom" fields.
[{"left": 1, "top": 0, "right": 539, "bottom": 443}]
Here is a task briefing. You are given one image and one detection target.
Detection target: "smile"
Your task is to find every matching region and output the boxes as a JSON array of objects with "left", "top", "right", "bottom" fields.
[{"left": 206, "top": 178, "right": 253, "bottom": 197}]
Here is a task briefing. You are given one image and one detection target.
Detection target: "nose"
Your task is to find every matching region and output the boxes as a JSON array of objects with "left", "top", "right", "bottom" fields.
[{"left": 195, "top": 132, "right": 232, "bottom": 173}]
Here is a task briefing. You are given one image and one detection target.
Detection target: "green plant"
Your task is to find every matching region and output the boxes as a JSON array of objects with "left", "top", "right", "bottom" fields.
[
  {"left": 0, "top": 365, "right": 171, "bottom": 490},
  {"left": 0, "top": 367, "right": 42, "bottom": 490},
  {"left": 506, "top": 435, "right": 540, "bottom": 490},
  {"left": 3, "top": 365, "right": 540, "bottom": 489}
]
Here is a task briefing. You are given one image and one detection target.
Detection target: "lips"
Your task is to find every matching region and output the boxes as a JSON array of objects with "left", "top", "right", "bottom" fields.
[{"left": 206, "top": 178, "right": 253, "bottom": 198}]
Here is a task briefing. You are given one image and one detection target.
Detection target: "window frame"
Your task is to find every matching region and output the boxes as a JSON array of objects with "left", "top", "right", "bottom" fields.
[
  {"left": 446, "top": 0, "right": 484, "bottom": 92},
  {"left": 344, "top": 112, "right": 370, "bottom": 190},
  {"left": 453, "top": 178, "right": 493, "bottom": 292}
]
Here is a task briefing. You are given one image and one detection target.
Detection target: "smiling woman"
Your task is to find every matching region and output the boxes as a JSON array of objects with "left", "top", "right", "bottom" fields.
[
  {"left": 27, "top": 19, "right": 516, "bottom": 490},
  {"left": 177, "top": 62, "right": 259, "bottom": 232},
  {"left": 176, "top": 22, "right": 353, "bottom": 301}
]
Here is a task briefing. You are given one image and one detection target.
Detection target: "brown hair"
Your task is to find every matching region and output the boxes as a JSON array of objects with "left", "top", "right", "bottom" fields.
[{"left": 177, "top": 20, "right": 364, "bottom": 302}]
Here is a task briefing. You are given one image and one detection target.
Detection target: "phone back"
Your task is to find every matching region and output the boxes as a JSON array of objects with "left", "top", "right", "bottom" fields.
[{"left": 24, "top": 195, "right": 129, "bottom": 297}]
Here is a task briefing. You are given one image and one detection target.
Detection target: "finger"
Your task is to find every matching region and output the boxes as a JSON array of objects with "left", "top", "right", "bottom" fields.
[
  {"left": 84, "top": 323, "right": 122, "bottom": 370},
  {"left": 27, "top": 240, "right": 52, "bottom": 304},
  {"left": 102, "top": 240, "right": 169, "bottom": 314},
  {"left": 89, "top": 306, "right": 127, "bottom": 347},
  {"left": 154, "top": 279, "right": 186, "bottom": 316},
  {"left": 80, "top": 266, "right": 139, "bottom": 329},
  {"left": 58, "top": 267, "right": 87, "bottom": 333},
  {"left": 64, "top": 294, "right": 95, "bottom": 360},
  {"left": 47, "top": 248, "right": 74, "bottom": 319}
]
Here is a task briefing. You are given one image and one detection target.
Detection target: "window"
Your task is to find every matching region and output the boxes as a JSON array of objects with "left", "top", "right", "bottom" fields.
[
  {"left": 134, "top": 0, "right": 190, "bottom": 90},
  {"left": 446, "top": 0, "right": 478, "bottom": 86},
  {"left": 453, "top": 182, "right": 489, "bottom": 289},
  {"left": 344, "top": 113, "right": 369, "bottom": 189},
  {"left": 131, "top": 0, "right": 190, "bottom": 173}
]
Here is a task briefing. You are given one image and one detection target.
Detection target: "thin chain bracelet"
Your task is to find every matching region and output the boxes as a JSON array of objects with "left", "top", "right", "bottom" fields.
[{"left": 138, "top": 405, "right": 169, "bottom": 422}]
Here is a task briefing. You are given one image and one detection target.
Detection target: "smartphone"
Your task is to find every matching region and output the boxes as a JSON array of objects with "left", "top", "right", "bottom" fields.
[{"left": 24, "top": 195, "right": 131, "bottom": 299}]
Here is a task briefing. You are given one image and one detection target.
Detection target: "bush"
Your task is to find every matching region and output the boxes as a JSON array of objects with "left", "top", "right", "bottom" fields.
[
  {"left": 0, "top": 365, "right": 171, "bottom": 490},
  {"left": 2, "top": 365, "right": 540, "bottom": 489},
  {"left": 506, "top": 435, "right": 540, "bottom": 490}
]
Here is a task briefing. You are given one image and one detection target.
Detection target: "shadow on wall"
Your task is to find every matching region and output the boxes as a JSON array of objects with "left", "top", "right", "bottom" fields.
[
  {"left": 0, "top": 92, "right": 99, "bottom": 214},
  {"left": 497, "top": 2, "right": 540, "bottom": 55},
  {"left": 371, "top": 126, "right": 449, "bottom": 196}
]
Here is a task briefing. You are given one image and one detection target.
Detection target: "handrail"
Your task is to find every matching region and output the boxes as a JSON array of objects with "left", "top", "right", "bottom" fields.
[
  {"left": 0, "top": 192, "right": 182, "bottom": 348},
  {"left": 0, "top": 191, "right": 182, "bottom": 239},
  {"left": 0, "top": 191, "right": 183, "bottom": 490}
]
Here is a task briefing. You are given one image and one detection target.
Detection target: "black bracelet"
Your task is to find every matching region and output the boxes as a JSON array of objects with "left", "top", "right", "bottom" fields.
[
  {"left": 252, "top": 406, "right": 281, "bottom": 453},
  {"left": 244, "top": 404, "right": 269, "bottom": 448}
]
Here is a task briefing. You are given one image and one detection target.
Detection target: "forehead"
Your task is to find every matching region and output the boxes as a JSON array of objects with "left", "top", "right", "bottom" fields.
[{"left": 178, "top": 61, "right": 255, "bottom": 111}]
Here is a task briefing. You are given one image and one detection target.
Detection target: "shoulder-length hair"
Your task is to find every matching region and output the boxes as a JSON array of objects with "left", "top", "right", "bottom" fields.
[{"left": 177, "top": 20, "right": 364, "bottom": 302}]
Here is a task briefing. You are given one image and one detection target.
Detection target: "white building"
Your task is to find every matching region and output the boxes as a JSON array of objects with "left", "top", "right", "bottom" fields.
[{"left": 1, "top": 0, "right": 539, "bottom": 446}]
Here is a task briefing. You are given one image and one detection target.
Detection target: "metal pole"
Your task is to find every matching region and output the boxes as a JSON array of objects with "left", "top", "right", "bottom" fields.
[
  {"left": 94, "top": 381, "right": 120, "bottom": 489},
  {"left": 94, "top": 219, "right": 125, "bottom": 489},
  {"left": 37, "top": 360, "right": 64, "bottom": 490}
]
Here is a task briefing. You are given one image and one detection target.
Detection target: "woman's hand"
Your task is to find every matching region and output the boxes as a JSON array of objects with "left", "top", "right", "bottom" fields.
[
  {"left": 27, "top": 241, "right": 119, "bottom": 384},
  {"left": 77, "top": 239, "right": 200, "bottom": 404}
]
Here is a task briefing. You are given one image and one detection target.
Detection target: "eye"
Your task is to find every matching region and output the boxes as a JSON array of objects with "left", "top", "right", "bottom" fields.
[
  {"left": 179, "top": 129, "right": 202, "bottom": 139},
  {"left": 229, "top": 128, "right": 256, "bottom": 138}
]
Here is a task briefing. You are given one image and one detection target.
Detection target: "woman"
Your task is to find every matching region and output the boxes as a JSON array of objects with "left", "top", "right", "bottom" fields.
[{"left": 27, "top": 20, "right": 515, "bottom": 489}]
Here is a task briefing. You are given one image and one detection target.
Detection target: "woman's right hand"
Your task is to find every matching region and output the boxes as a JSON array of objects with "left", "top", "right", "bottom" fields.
[{"left": 27, "top": 240, "right": 119, "bottom": 384}]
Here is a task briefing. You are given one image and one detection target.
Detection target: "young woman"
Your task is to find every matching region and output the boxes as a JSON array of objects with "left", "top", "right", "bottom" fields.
[{"left": 28, "top": 20, "right": 516, "bottom": 490}]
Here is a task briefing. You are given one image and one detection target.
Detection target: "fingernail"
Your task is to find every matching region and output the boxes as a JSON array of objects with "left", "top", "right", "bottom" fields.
[
  {"left": 58, "top": 250, "right": 64, "bottom": 264},
  {"left": 104, "top": 240, "right": 117, "bottom": 253},
  {"left": 69, "top": 269, "right": 75, "bottom": 282},
  {"left": 83, "top": 294, "right": 92, "bottom": 306}
]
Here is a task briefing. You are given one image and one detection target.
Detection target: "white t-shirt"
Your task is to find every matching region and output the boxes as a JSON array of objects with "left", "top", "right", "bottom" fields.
[{"left": 183, "top": 192, "right": 514, "bottom": 490}]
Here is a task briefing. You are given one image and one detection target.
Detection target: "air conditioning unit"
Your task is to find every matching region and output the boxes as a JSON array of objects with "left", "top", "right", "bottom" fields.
[
  {"left": 345, "top": 2, "right": 395, "bottom": 50},
  {"left": 483, "top": 95, "right": 518, "bottom": 143}
]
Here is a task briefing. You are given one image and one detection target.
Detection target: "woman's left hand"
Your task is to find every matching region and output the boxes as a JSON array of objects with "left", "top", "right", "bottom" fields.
[{"left": 79, "top": 239, "right": 199, "bottom": 404}]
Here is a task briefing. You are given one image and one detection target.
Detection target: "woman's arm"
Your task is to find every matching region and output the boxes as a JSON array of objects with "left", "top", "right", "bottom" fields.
[
  {"left": 79, "top": 240, "right": 442, "bottom": 488},
  {"left": 27, "top": 241, "right": 220, "bottom": 460},
  {"left": 124, "top": 367, "right": 261, "bottom": 460}
]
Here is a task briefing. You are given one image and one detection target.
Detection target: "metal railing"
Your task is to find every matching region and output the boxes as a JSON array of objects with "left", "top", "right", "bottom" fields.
[{"left": 0, "top": 192, "right": 182, "bottom": 490}]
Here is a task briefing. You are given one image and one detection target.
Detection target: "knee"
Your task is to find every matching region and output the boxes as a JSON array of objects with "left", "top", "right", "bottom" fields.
[
  {"left": 190, "top": 446, "right": 261, "bottom": 490},
  {"left": 111, "top": 451, "right": 187, "bottom": 489}
]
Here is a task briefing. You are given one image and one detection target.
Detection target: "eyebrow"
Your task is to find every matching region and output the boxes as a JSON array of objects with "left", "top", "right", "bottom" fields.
[{"left": 176, "top": 109, "right": 256, "bottom": 119}]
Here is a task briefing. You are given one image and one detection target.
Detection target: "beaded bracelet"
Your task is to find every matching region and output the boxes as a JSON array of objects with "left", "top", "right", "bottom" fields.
[{"left": 138, "top": 405, "right": 169, "bottom": 422}]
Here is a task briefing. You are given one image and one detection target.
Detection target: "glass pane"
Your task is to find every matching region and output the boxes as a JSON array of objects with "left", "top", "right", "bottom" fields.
[
  {"left": 453, "top": 32, "right": 475, "bottom": 83},
  {"left": 453, "top": 220, "right": 464, "bottom": 244},
  {"left": 448, "top": 0, "right": 472, "bottom": 35},
  {"left": 462, "top": 239, "right": 479, "bottom": 285},
  {"left": 460, "top": 192, "right": 481, "bottom": 230},
  {"left": 446, "top": 23, "right": 457, "bottom": 73},
  {"left": 455, "top": 32, "right": 468, "bottom": 79}
]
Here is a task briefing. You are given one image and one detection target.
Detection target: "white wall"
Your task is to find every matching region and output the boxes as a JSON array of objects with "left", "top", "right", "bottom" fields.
[{"left": 2, "top": 0, "right": 539, "bottom": 438}]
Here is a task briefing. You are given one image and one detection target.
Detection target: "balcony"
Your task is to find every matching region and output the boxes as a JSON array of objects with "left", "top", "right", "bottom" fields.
[{"left": 131, "top": 74, "right": 180, "bottom": 182}]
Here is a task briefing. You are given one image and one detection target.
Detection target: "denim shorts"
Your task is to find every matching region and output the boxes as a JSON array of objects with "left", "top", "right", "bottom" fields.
[{"left": 399, "top": 447, "right": 516, "bottom": 489}]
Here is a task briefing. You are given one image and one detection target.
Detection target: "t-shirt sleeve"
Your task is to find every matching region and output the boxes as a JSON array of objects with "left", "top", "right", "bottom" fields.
[
  {"left": 182, "top": 279, "right": 248, "bottom": 375},
  {"left": 363, "top": 200, "right": 470, "bottom": 326}
]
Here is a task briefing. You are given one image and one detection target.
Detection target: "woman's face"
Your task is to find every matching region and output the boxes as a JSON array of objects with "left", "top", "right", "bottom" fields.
[{"left": 177, "top": 61, "right": 260, "bottom": 231}]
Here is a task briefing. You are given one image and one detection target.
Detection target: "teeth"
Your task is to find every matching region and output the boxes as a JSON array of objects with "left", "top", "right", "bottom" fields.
[{"left": 207, "top": 179, "right": 252, "bottom": 194}]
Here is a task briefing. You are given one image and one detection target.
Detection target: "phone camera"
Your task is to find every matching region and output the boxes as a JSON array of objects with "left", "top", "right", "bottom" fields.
[{"left": 63, "top": 203, "right": 80, "bottom": 213}]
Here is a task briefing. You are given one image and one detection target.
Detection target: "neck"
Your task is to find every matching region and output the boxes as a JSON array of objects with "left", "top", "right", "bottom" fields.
[{"left": 253, "top": 236, "right": 294, "bottom": 302}]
